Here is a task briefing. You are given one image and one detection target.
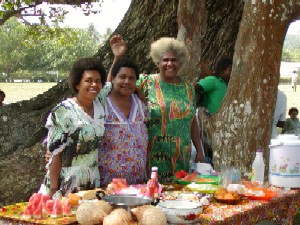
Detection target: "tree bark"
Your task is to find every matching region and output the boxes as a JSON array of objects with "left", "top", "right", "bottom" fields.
[{"left": 209, "top": 1, "right": 300, "bottom": 176}]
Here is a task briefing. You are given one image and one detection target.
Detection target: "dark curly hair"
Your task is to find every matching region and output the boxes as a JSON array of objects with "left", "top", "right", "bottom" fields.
[
  {"left": 69, "top": 57, "right": 107, "bottom": 94},
  {"left": 288, "top": 107, "right": 299, "bottom": 115},
  {"left": 111, "top": 58, "right": 140, "bottom": 80}
]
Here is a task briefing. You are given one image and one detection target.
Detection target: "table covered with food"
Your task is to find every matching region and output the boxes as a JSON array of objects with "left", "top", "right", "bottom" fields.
[{"left": 1, "top": 170, "right": 300, "bottom": 225}]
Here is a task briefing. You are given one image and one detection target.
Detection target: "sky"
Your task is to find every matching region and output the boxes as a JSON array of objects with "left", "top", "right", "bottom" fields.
[
  {"left": 60, "top": 2, "right": 300, "bottom": 35},
  {"left": 287, "top": 20, "right": 300, "bottom": 35},
  {"left": 58, "top": 0, "right": 131, "bottom": 34},
  {"left": 27, "top": 0, "right": 131, "bottom": 35},
  {"left": 27, "top": 1, "right": 300, "bottom": 36}
]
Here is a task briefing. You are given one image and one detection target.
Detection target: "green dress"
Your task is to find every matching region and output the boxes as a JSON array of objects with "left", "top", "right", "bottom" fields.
[{"left": 138, "top": 74, "right": 196, "bottom": 182}]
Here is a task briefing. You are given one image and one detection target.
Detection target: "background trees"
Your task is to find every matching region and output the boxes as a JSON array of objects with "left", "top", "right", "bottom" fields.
[{"left": 0, "top": 17, "right": 105, "bottom": 81}]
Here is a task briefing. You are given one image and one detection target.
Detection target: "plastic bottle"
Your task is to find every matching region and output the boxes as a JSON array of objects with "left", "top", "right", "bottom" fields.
[
  {"left": 251, "top": 148, "right": 265, "bottom": 184},
  {"left": 147, "top": 167, "right": 159, "bottom": 199}
]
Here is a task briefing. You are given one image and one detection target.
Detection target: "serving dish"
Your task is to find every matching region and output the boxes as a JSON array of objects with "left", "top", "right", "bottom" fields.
[
  {"left": 157, "top": 200, "right": 203, "bottom": 224},
  {"left": 213, "top": 197, "right": 242, "bottom": 204},
  {"left": 186, "top": 183, "right": 221, "bottom": 194},
  {"left": 213, "top": 188, "right": 242, "bottom": 204},
  {"left": 174, "top": 175, "right": 219, "bottom": 185},
  {"left": 162, "top": 183, "right": 184, "bottom": 191},
  {"left": 243, "top": 188, "right": 278, "bottom": 201},
  {"left": 102, "top": 194, "right": 153, "bottom": 212}
]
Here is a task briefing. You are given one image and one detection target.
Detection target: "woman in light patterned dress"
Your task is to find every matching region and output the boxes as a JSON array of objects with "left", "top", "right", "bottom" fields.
[
  {"left": 42, "top": 58, "right": 107, "bottom": 198},
  {"left": 98, "top": 58, "right": 148, "bottom": 187}
]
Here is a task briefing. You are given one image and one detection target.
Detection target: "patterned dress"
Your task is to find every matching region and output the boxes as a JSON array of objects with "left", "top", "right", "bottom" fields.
[
  {"left": 138, "top": 74, "right": 196, "bottom": 183},
  {"left": 98, "top": 94, "right": 148, "bottom": 187},
  {"left": 42, "top": 98, "right": 105, "bottom": 196}
]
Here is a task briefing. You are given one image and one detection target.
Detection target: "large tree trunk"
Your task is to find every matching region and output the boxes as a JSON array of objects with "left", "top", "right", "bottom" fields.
[{"left": 207, "top": 1, "right": 300, "bottom": 176}]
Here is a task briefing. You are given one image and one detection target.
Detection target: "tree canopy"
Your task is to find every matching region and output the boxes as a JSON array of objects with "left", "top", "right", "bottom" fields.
[
  {"left": 0, "top": 17, "right": 112, "bottom": 81},
  {"left": 0, "top": 0, "right": 103, "bottom": 26}
]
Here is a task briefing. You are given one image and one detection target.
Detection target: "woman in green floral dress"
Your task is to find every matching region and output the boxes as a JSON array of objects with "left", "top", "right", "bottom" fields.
[{"left": 109, "top": 35, "right": 206, "bottom": 182}]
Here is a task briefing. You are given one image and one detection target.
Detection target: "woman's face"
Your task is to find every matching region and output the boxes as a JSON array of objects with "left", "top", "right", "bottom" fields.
[
  {"left": 158, "top": 51, "right": 181, "bottom": 82},
  {"left": 76, "top": 70, "right": 102, "bottom": 101},
  {"left": 112, "top": 67, "right": 136, "bottom": 97}
]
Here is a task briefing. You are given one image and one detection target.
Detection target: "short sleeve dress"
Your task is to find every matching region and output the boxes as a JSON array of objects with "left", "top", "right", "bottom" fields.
[
  {"left": 138, "top": 74, "right": 196, "bottom": 183},
  {"left": 42, "top": 97, "right": 105, "bottom": 196},
  {"left": 98, "top": 89, "right": 148, "bottom": 187}
]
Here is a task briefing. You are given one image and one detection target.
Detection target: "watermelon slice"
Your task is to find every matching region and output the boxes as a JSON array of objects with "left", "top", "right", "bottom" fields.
[
  {"left": 45, "top": 200, "right": 55, "bottom": 215},
  {"left": 23, "top": 204, "right": 33, "bottom": 219},
  {"left": 33, "top": 203, "right": 42, "bottom": 219},
  {"left": 50, "top": 200, "right": 63, "bottom": 218},
  {"left": 29, "top": 193, "right": 36, "bottom": 203},
  {"left": 63, "top": 199, "right": 72, "bottom": 216}
]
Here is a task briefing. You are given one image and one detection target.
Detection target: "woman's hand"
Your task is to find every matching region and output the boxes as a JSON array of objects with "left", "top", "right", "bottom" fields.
[{"left": 109, "top": 35, "right": 127, "bottom": 59}]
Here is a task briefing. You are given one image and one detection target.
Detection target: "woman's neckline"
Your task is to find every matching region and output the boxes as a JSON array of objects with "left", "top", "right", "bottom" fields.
[
  {"left": 157, "top": 74, "right": 182, "bottom": 85},
  {"left": 71, "top": 97, "right": 94, "bottom": 118}
]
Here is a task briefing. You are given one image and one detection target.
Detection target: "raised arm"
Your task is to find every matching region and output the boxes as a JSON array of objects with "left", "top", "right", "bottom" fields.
[{"left": 107, "top": 35, "right": 127, "bottom": 82}]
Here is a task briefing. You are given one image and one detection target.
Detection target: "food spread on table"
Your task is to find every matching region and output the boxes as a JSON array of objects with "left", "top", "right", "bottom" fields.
[{"left": 0, "top": 169, "right": 294, "bottom": 225}]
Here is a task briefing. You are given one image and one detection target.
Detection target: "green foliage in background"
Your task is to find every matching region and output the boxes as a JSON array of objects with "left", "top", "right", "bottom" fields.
[
  {"left": 282, "top": 34, "right": 300, "bottom": 62},
  {"left": 0, "top": 17, "right": 111, "bottom": 81}
]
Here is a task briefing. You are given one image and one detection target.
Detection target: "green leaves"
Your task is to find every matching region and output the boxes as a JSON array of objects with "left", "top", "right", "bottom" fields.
[{"left": 0, "top": 17, "right": 104, "bottom": 80}]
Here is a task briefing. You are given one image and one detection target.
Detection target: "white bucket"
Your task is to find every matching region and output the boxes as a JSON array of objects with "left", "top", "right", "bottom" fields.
[{"left": 269, "top": 135, "right": 300, "bottom": 188}]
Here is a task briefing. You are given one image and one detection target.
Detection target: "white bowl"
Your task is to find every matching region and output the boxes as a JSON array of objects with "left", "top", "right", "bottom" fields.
[
  {"left": 157, "top": 200, "right": 203, "bottom": 224},
  {"left": 195, "top": 163, "right": 213, "bottom": 175}
]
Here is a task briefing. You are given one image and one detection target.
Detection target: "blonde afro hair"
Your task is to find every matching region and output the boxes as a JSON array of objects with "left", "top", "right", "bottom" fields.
[{"left": 150, "top": 37, "right": 189, "bottom": 65}]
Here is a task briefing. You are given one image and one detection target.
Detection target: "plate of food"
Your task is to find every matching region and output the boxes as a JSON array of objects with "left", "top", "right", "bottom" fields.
[
  {"left": 213, "top": 188, "right": 242, "bottom": 204},
  {"left": 185, "top": 183, "right": 221, "bottom": 194},
  {"left": 174, "top": 171, "right": 219, "bottom": 185},
  {"left": 243, "top": 188, "right": 278, "bottom": 201},
  {"left": 162, "top": 183, "right": 185, "bottom": 191}
]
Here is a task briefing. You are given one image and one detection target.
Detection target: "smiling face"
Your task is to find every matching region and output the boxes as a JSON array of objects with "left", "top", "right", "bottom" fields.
[
  {"left": 112, "top": 67, "right": 137, "bottom": 97},
  {"left": 76, "top": 70, "right": 102, "bottom": 101},
  {"left": 158, "top": 51, "right": 181, "bottom": 83}
]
